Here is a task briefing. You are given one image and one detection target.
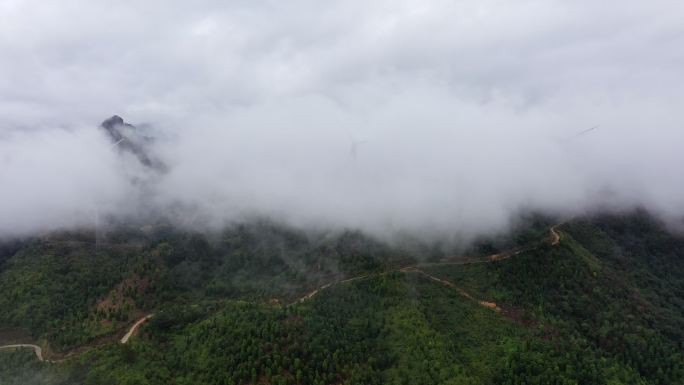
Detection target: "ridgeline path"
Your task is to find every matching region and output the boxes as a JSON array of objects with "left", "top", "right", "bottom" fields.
[
  {"left": 296, "top": 275, "right": 370, "bottom": 304},
  {"left": 400, "top": 267, "right": 501, "bottom": 311},
  {"left": 550, "top": 224, "right": 561, "bottom": 246},
  {"left": 0, "top": 314, "right": 154, "bottom": 363},
  {"left": 1, "top": 225, "right": 562, "bottom": 363},
  {"left": 120, "top": 314, "right": 154, "bottom": 344},
  {"left": 0, "top": 344, "right": 44, "bottom": 362},
  {"left": 292, "top": 224, "right": 563, "bottom": 307}
]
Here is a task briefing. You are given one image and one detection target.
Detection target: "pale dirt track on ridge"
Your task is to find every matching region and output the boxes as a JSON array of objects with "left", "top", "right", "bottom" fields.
[
  {"left": 400, "top": 266, "right": 501, "bottom": 311},
  {"left": 0, "top": 314, "right": 154, "bottom": 363},
  {"left": 550, "top": 225, "right": 561, "bottom": 246},
  {"left": 2, "top": 225, "right": 562, "bottom": 362},
  {"left": 120, "top": 314, "right": 154, "bottom": 344},
  {"left": 293, "top": 225, "right": 563, "bottom": 307},
  {"left": 0, "top": 344, "right": 44, "bottom": 361}
]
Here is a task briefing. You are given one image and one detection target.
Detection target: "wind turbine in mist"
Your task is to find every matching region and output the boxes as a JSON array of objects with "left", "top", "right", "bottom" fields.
[
  {"left": 94, "top": 136, "right": 127, "bottom": 249},
  {"left": 344, "top": 129, "right": 368, "bottom": 160},
  {"left": 570, "top": 125, "right": 599, "bottom": 139}
]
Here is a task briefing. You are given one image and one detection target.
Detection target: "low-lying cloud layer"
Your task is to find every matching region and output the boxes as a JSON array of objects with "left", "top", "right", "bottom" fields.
[{"left": 1, "top": 0, "right": 683, "bottom": 239}]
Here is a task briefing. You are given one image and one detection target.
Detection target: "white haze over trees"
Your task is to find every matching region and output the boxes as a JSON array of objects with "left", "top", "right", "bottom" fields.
[{"left": 1, "top": 0, "right": 683, "bottom": 239}]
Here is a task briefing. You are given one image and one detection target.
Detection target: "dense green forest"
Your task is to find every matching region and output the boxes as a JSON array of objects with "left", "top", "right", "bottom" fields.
[{"left": 1, "top": 211, "right": 683, "bottom": 384}]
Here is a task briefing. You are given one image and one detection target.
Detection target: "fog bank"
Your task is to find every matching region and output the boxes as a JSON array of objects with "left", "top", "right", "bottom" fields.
[{"left": 1, "top": 0, "right": 683, "bottom": 239}]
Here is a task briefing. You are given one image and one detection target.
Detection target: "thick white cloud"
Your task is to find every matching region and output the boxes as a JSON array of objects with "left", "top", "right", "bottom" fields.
[{"left": 1, "top": 0, "right": 684, "bottom": 238}]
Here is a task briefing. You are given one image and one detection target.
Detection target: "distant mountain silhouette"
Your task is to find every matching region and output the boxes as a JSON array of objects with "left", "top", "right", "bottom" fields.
[{"left": 100, "top": 115, "right": 166, "bottom": 172}]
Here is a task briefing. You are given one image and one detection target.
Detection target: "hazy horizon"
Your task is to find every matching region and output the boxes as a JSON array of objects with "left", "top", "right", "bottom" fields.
[{"left": 2, "top": 0, "right": 684, "bottom": 239}]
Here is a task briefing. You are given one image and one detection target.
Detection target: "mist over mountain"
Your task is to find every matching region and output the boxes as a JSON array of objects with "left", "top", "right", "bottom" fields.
[
  {"left": 100, "top": 115, "right": 165, "bottom": 171},
  {"left": 1, "top": 0, "right": 684, "bottom": 239},
  {"left": 4, "top": 3, "right": 684, "bottom": 385}
]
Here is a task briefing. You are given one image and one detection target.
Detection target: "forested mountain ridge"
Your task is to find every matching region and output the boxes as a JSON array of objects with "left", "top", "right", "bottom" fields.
[{"left": 1, "top": 211, "right": 683, "bottom": 384}]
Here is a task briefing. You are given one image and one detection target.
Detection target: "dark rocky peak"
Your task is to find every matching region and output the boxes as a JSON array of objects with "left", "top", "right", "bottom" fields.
[
  {"left": 102, "top": 115, "right": 125, "bottom": 128},
  {"left": 100, "top": 115, "right": 166, "bottom": 172}
]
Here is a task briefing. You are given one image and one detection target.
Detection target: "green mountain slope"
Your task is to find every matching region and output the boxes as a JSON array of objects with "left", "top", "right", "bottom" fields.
[{"left": 1, "top": 212, "right": 683, "bottom": 384}]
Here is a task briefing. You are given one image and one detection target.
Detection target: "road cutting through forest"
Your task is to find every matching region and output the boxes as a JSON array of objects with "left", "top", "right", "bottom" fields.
[
  {"left": 550, "top": 224, "right": 561, "bottom": 246},
  {"left": 296, "top": 275, "right": 370, "bottom": 304},
  {"left": 400, "top": 267, "right": 501, "bottom": 311},
  {"left": 120, "top": 314, "right": 154, "bottom": 344},
  {"left": 1, "top": 225, "right": 562, "bottom": 363},
  {"left": 0, "top": 314, "right": 154, "bottom": 363},
  {"left": 293, "top": 224, "right": 563, "bottom": 308},
  {"left": 0, "top": 344, "right": 44, "bottom": 361}
]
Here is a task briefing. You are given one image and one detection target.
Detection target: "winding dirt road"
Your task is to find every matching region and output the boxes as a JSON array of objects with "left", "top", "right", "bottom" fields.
[
  {"left": 2, "top": 225, "right": 562, "bottom": 363},
  {"left": 550, "top": 225, "right": 561, "bottom": 246},
  {"left": 295, "top": 275, "right": 371, "bottom": 305},
  {"left": 401, "top": 266, "right": 501, "bottom": 311},
  {"left": 120, "top": 314, "right": 153, "bottom": 344},
  {"left": 0, "top": 344, "right": 44, "bottom": 361},
  {"left": 0, "top": 314, "right": 154, "bottom": 363},
  {"left": 293, "top": 224, "right": 563, "bottom": 305}
]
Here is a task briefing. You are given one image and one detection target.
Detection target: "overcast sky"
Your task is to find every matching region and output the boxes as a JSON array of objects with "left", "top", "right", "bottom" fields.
[{"left": 1, "top": 0, "right": 683, "bottom": 238}]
